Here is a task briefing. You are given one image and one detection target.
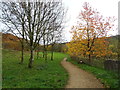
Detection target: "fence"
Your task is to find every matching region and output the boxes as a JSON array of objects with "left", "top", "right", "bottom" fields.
[
  {"left": 71, "top": 56, "right": 119, "bottom": 72},
  {"left": 104, "top": 60, "right": 120, "bottom": 72}
]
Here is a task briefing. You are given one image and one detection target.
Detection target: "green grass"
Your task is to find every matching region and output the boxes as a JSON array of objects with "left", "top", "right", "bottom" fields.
[
  {"left": 2, "top": 49, "right": 69, "bottom": 88},
  {"left": 67, "top": 57, "right": 119, "bottom": 88}
]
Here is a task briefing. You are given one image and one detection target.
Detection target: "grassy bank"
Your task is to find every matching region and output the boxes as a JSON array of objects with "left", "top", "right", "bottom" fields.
[
  {"left": 2, "top": 49, "right": 68, "bottom": 88},
  {"left": 67, "top": 57, "right": 119, "bottom": 88}
]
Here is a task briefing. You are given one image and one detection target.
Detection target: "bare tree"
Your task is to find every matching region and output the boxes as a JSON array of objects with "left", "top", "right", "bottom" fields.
[
  {"left": 1, "top": 2, "right": 27, "bottom": 64},
  {"left": 48, "top": 2, "right": 65, "bottom": 61},
  {"left": 1, "top": 2, "right": 50, "bottom": 67},
  {"left": 41, "top": 1, "right": 65, "bottom": 61},
  {"left": 1, "top": 0, "right": 66, "bottom": 68}
]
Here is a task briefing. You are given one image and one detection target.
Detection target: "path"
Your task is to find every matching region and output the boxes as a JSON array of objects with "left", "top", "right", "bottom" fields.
[{"left": 61, "top": 58, "right": 104, "bottom": 88}]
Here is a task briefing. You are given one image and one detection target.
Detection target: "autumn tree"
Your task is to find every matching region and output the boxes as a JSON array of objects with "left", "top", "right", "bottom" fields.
[{"left": 67, "top": 2, "right": 115, "bottom": 64}]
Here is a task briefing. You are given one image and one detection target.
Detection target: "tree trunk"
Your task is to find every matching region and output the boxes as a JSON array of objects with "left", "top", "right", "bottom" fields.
[
  {"left": 51, "top": 51, "right": 54, "bottom": 61},
  {"left": 45, "top": 51, "right": 47, "bottom": 62},
  {"left": 20, "top": 27, "right": 24, "bottom": 64},
  {"left": 88, "top": 54, "right": 91, "bottom": 65},
  {"left": 28, "top": 49, "right": 34, "bottom": 68},
  {"left": 43, "top": 43, "right": 47, "bottom": 62},
  {"left": 37, "top": 51, "right": 39, "bottom": 59},
  {"left": 42, "top": 51, "right": 45, "bottom": 58},
  {"left": 51, "top": 45, "right": 54, "bottom": 61},
  {"left": 19, "top": 39, "right": 24, "bottom": 64},
  {"left": 20, "top": 44, "right": 24, "bottom": 64}
]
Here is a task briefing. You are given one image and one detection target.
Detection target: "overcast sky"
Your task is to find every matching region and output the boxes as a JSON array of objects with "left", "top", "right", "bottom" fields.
[
  {"left": 0, "top": 0, "right": 119, "bottom": 42},
  {"left": 62, "top": 0, "right": 119, "bottom": 42}
]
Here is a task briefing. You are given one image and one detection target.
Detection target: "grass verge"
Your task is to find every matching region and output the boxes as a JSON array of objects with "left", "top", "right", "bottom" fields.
[
  {"left": 2, "top": 49, "right": 68, "bottom": 88},
  {"left": 67, "top": 56, "right": 119, "bottom": 88}
]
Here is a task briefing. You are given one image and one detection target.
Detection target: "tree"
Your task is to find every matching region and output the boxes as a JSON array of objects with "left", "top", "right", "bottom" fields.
[
  {"left": 1, "top": 1, "right": 66, "bottom": 68},
  {"left": 41, "top": 1, "right": 65, "bottom": 61},
  {"left": 0, "top": 2, "right": 50, "bottom": 67},
  {"left": 67, "top": 2, "right": 115, "bottom": 64},
  {"left": 1, "top": 2, "right": 27, "bottom": 64},
  {"left": 19, "top": 1, "right": 62, "bottom": 67}
]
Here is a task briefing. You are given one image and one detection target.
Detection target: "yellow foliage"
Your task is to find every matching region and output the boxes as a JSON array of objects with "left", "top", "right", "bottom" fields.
[{"left": 66, "top": 2, "right": 115, "bottom": 59}]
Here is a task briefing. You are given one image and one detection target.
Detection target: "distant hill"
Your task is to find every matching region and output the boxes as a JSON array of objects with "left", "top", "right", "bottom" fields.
[
  {"left": 2, "top": 32, "right": 119, "bottom": 52},
  {"left": 2, "top": 33, "right": 22, "bottom": 50},
  {"left": 107, "top": 35, "right": 119, "bottom": 44},
  {"left": 2, "top": 33, "right": 20, "bottom": 42},
  {"left": 2, "top": 33, "right": 31, "bottom": 51},
  {"left": 110, "top": 35, "right": 119, "bottom": 40}
]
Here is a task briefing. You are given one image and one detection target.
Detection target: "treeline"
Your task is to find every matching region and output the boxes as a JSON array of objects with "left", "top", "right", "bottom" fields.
[{"left": 1, "top": 0, "right": 66, "bottom": 68}]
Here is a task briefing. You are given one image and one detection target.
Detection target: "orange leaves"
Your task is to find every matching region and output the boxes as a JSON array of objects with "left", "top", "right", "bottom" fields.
[
  {"left": 78, "top": 27, "right": 87, "bottom": 30},
  {"left": 91, "top": 25, "right": 95, "bottom": 28},
  {"left": 67, "top": 35, "right": 111, "bottom": 58},
  {"left": 104, "top": 22, "right": 109, "bottom": 26},
  {"left": 67, "top": 2, "right": 115, "bottom": 59},
  {"left": 78, "top": 28, "right": 84, "bottom": 30},
  {"left": 86, "top": 51, "right": 90, "bottom": 55}
]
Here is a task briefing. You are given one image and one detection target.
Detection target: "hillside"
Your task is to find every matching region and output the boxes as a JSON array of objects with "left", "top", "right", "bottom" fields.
[
  {"left": 2, "top": 33, "right": 20, "bottom": 42},
  {"left": 1, "top": 33, "right": 119, "bottom": 52},
  {"left": 2, "top": 33, "right": 67, "bottom": 52},
  {"left": 107, "top": 35, "right": 119, "bottom": 41},
  {"left": 2, "top": 33, "right": 21, "bottom": 50}
]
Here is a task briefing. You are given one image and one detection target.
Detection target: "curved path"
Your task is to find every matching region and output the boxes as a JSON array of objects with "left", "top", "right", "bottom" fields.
[{"left": 61, "top": 58, "right": 104, "bottom": 88}]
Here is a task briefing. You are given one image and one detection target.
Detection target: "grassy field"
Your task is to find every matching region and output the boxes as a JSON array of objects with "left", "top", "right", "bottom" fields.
[
  {"left": 2, "top": 49, "right": 119, "bottom": 88},
  {"left": 67, "top": 57, "right": 119, "bottom": 88},
  {"left": 2, "top": 49, "right": 69, "bottom": 88}
]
